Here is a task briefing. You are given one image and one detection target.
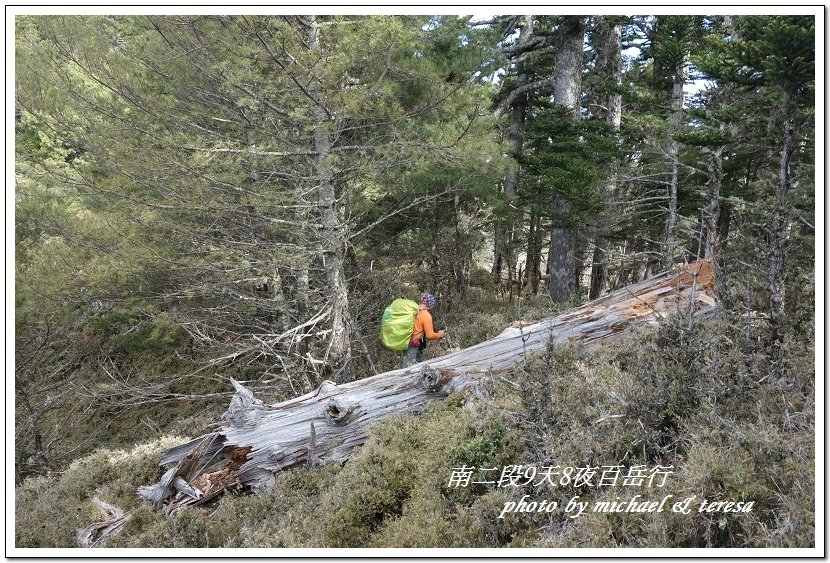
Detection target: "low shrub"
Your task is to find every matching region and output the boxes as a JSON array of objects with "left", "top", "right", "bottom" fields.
[{"left": 15, "top": 436, "right": 185, "bottom": 548}]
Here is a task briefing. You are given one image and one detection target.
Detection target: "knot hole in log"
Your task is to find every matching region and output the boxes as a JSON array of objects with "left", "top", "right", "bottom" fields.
[
  {"left": 324, "top": 397, "right": 357, "bottom": 425},
  {"left": 419, "top": 365, "right": 445, "bottom": 391}
]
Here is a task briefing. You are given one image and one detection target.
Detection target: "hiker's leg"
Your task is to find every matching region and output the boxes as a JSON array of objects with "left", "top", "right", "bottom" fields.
[{"left": 402, "top": 346, "right": 418, "bottom": 368}]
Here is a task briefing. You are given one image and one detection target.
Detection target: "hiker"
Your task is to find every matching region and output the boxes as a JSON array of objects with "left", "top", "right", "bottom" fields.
[{"left": 402, "top": 292, "right": 446, "bottom": 368}]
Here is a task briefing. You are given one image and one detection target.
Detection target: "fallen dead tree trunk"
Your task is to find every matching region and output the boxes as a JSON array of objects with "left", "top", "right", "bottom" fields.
[{"left": 138, "top": 261, "right": 715, "bottom": 514}]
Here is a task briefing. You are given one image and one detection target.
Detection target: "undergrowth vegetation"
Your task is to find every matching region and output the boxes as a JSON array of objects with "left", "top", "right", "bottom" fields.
[{"left": 16, "top": 300, "right": 814, "bottom": 549}]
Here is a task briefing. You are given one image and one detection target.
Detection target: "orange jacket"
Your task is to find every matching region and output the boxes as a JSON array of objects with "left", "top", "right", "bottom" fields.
[{"left": 413, "top": 308, "right": 445, "bottom": 342}]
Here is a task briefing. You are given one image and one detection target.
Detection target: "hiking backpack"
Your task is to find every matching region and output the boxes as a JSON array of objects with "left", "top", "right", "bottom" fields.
[{"left": 380, "top": 298, "right": 419, "bottom": 351}]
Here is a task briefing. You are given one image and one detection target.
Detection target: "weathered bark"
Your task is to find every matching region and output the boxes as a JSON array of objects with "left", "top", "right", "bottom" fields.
[
  {"left": 76, "top": 497, "right": 131, "bottom": 548},
  {"left": 699, "top": 142, "right": 724, "bottom": 262},
  {"left": 572, "top": 231, "right": 589, "bottom": 297},
  {"left": 717, "top": 199, "right": 732, "bottom": 252},
  {"left": 547, "top": 16, "right": 585, "bottom": 303},
  {"left": 139, "top": 261, "right": 716, "bottom": 514},
  {"left": 702, "top": 144, "right": 725, "bottom": 301},
  {"left": 453, "top": 195, "right": 472, "bottom": 299},
  {"left": 588, "top": 243, "right": 607, "bottom": 300},
  {"left": 548, "top": 193, "right": 575, "bottom": 302},
  {"left": 306, "top": 15, "right": 353, "bottom": 383}
]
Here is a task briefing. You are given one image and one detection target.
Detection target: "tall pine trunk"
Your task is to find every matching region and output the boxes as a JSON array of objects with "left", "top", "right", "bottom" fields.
[
  {"left": 547, "top": 16, "right": 585, "bottom": 302},
  {"left": 702, "top": 143, "right": 725, "bottom": 301},
  {"left": 700, "top": 138, "right": 724, "bottom": 262}
]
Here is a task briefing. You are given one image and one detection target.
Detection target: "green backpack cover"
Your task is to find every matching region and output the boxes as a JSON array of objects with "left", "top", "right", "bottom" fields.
[{"left": 380, "top": 298, "right": 419, "bottom": 351}]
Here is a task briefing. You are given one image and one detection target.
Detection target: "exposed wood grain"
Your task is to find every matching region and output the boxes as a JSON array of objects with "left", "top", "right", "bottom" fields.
[
  {"left": 76, "top": 497, "right": 131, "bottom": 548},
  {"left": 139, "top": 261, "right": 716, "bottom": 513}
]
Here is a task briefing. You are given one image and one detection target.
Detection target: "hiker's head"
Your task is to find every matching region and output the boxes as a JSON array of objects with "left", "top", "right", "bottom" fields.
[{"left": 420, "top": 293, "right": 436, "bottom": 310}]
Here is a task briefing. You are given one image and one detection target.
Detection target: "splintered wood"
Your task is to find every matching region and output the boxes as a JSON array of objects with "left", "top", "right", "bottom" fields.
[
  {"left": 138, "top": 261, "right": 716, "bottom": 514},
  {"left": 76, "top": 497, "right": 131, "bottom": 548}
]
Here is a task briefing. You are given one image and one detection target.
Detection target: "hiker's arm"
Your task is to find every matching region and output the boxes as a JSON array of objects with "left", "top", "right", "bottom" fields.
[{"left": 422, "top": 313, "right": 445, "bottom": 340}]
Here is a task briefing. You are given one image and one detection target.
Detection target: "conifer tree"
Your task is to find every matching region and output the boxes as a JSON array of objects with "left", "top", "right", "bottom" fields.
[
  {"left": 695, "top": 15, "right": 815, "bottom": 362},
  {"left": 16, "top": 15, "right": 497, "bottom": 390}
]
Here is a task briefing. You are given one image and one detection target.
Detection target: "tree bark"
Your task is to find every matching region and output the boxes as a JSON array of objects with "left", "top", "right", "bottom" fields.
[
  {"left": 453, "top": 194, "right": 471, "bottom": 299},
  {"left": 547, "top": 16, "right": 585, "bottom": 303},
  {"left": 77, "top": 497, "right": 131, "bottom": 548},
  {"left": 588, "top": 243, "right": 607, "bottom": 300},
  {"left": 306, "top": 16, "right": 353, "bottom": 383},
  {"left": 664, "top": 46, "right": 689, "bottom": 271},
  {"left": 717, "top": 199, "right": 732, "bottom": 251},
  {"left": 548, "top": 193, "right": 575, "bottom": 302},
  {"left": 139, "top": 261, "right": 717, "bottom": 515},
  {"left": 493, "top": 16, "right": 534, "bottom": 287},
  {"left": 524, "top": 210, "right": 543, "bottom": 294},
  {"left": 768, "top": 118, "right": 793, "bottom": 364},
  {"left": 589, "top": 17, "right": 623, "bottom": 300},
  {"left": 702, "top": 144, "right": 725, "bottom": 300}
]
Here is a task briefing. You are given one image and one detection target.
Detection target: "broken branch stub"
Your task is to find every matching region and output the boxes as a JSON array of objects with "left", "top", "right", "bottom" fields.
[
  {"left": 324, "top": 397, "right": 358, "bottom": 425},
  {"left": 140, "top": 261, "right": 716, "bottom": 513},
  {"left": 222, "top": 378, "right": 268, "bottom": 428}
]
